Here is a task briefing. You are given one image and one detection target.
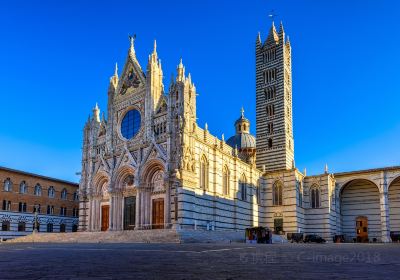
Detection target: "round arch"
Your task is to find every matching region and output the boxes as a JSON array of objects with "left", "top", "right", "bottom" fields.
[
  {"left": 92, "top": 171, "right": 110, "bottom": 198},
  {"left": 340, "top": 179, "right": 381, "bottom": 242},
  {"left": 388, "top": 176, "right": 400, "bottom": 233},
  {"left": 114, "top": 165, "right": 136, "bottom": 191}
]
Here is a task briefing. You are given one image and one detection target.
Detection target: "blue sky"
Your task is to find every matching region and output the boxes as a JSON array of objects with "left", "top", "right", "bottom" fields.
[{"left": 1, "top": 0, "right": 399, "bottom": 182}]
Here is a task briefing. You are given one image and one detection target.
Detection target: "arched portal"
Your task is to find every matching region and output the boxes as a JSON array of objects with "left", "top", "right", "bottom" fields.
[
  {"left": 389, "top": 176, "right": 400, "bottom": 234},
  {"left": 340, "top": 179, "right": 381, "bottom": 242},
  {"left": 140, "top": 160, "right": 167, "bottom": 229},
  {"left": 114, "top": 165, "right": 136, "bottom": 231},
  {"left": 90, "top": 172, "right": 109, "bottom": 232}
]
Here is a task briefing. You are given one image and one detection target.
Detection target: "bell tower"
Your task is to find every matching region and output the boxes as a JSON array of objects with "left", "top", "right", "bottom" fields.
[{"left": 255, "top": 21, "right": 294, "bottom": 171}]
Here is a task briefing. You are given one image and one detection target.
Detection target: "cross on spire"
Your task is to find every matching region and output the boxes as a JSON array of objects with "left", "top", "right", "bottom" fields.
[{"left": 268, "top": 10, "right": 277, "bottom": 24}]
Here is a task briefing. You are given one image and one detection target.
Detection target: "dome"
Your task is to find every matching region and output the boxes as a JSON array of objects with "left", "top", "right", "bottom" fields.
[
  {"left": 227, "top": 133, "right": 256, "bottom": 150},
  {"left": 226, "top": 107, "right": 256, "bottom": 150}
]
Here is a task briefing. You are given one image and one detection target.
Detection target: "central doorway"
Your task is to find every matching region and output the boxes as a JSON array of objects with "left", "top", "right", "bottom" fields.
[
  {"left": 101, "top": 205, "right": 109, "bottom": 231},
  {"left": 356, "top": 216, "right": 368, "bottom": 242},
  {"left": 152, "top": 198, "right": 164, "bottom": 229},
  {"left": 124, "top": 196, "right": 136, "bottom": 230}
]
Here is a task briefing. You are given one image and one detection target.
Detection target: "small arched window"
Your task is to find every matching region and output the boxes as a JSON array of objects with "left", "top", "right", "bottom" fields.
[
  {"left": 47, "top": 223, "right": 54, "bottom": 232},
  {"left": 4, "top": 178, "right": 12, "bottom": 192},
  {"left": 60, "top": 224, "right": 66, "bottom": 233},
  {"left": 19, "top": 181, "right": 27, "bottom": 194},
  {"left": 73, "top": 192, "right": 79, "bottom": 201},
  {"left": 268, "top": 138, "right": 273, "bottom": 148},
  {"left": 18, "top": 222, "right": 26, "bottom": 232},
  {"left": 273, "top": 181, "right": 283, "bottom": 206},
  {"left": 2, "top": 221, "right": 10, "bottom": 231},
  {"left": 222, "top": 166, "right": 230, "bottom": 196},
  {"left": 239, "top": 174, "right": 247, "bottom": 201},
  {"left": 48, "top": 186, "right": 55, "bottom": 198},
  {"left": 34, "top": 184, "right": 42, "bottom": 196},
  {"left": 311, "top": 185, "right": 321, "bottom": 208},
  {"left": 200, "top": 155, "right": 209, "bottom": 191},
  {"left": 61, "top": 188, "right": 67, "bottom": 200}
]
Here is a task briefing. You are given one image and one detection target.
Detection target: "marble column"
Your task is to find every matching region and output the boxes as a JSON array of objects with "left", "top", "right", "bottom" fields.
[
  {"left": 135, "top": 189, "right": 141, "bottom": 229},
  {"left": 164, "top": 183, "right": 171, "bottom": 228},
  {"left": 380, "top": 191, "right": 391, "bottom": 242}
]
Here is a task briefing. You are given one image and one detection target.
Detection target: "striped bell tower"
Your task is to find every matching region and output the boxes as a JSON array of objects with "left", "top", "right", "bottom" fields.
[{"left": 255, "top": 21, "right": 294, "bottom": 171}]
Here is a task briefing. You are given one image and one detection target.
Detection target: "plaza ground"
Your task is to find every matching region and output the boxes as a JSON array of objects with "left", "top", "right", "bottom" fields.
[{"left": 0, "top": 243, "right": 399, "bottom": 279}]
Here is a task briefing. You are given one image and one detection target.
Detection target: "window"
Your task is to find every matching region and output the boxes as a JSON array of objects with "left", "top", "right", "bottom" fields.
[
  {"left": 73, "top": 208, "right": 79, "bottom": 217},
  {"left": 48, "top": 186, "right": 55, "bottom": 198},
  {"left": 2, "top": 221, "right": 10, "bottom": 231},
  {"left": 73, "top": 192, "right": 79, "bottom": 201},
  {"left": 222, "top": 166, "right": 230, "bottom": 196},
  {"left": 60, "top": 207, "right": 67, "bottom": 216},
  {"left": 297, "top": 181, "right": 303, "bottom": 207},
  {"left": 33, "top": 204, "right": 41, "bottom": 213},
  {"left": 3, "top": 178, "right": 12, "bottom": 192},
  {"left": 266, "top": 104, "right": 275, "bottom": 117},
  {"left": 61, "top": 188, "right": 67, "bottom": 200},
  {"left": 273, "top": 181, "right": 283, "bottom": 206},
  {"left": 19, "top": 181, "right": 27, "bottom": 194},
  {"left": 200, "top": 156, "right": 209, "bottom": 191},
  {"left": 72, "top": 224, "right": 78, "bottom": 232},
  {"left": 47, "top": 205, "right": 54, "bottom": 215},
  {"left": 2, "top": 200, "right": 11, "bottom": 211},
  {"left": 239, "top": 174, "right": 247, "bottom": 201},
  {"left": 18, "top": 222, "right": 26, "bottom": 232},
  {"left": 263, "top": 69, "right": 277, "bottom": 84},
  {"left": 268, "top": 138, "right": 273, "bottom": 148},
  {"left": 264, "top": 86, "right": 276, "bottom": 101},
  {"left": 311, "top": 185, "right": 321, "bottom": 208},
  {"left": 47, "top": 223, "right": 53, "bottom": 232},
  {"left": 256, "top": 181, "right": 261, "bottom": 205},
  {"left": 34, "top": 184, "right": 42, "bottom": 196},
  {"left": 121, "top": 109, "right": 141, "bottom": 139},
  {"left": 23, "top": 203, "right": 27, "bottom": 212},
  {"left": 268, "top": 122, "right": 274, "bottom": 134},
  {"left": 60, "top": 224, "right": 66, "bottom": 232}
]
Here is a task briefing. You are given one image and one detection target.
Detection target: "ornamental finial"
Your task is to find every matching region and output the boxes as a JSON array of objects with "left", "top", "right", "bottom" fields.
[
  {"left": 241, "top": 106, "right": 245, "bottom": 117},
  {"left": 129, "top": 34, "right": 136, "bottom": 54}
]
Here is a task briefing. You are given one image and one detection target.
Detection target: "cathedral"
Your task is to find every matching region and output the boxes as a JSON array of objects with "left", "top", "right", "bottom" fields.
[{"left": 78, "top": 22, "right": 400, "bottom": 242}]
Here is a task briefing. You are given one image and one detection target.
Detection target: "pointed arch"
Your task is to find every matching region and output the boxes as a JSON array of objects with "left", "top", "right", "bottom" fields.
[
  {"left": 222, "top": 165, "right": 230, "bottom": 196},
  {"left": 239, "top": 173, "right": 247, "bottom": 201},
  {"left": 310, "top": 184, "right": 320, "bottom": 208},
  {"left": 199, "top": 155, "right": 209, "bottom": 191},
  {"left": 273, "top": 181, "right": 283, "bottom": 206}
]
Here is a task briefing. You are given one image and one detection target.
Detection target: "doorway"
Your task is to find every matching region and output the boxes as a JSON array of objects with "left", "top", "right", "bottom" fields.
[
  {"left": 274, "top": 218, "right": 283, "bottom": 234},
  {"left": 152, "top": 198, "right": 164, "bottom": 229},
  {"left": 101, "top": 205, "right": 109, "bottom": 231},
  {"left": 356, "top": 216, "right": 368, "bottom": 242},
  {"left": 124, "top": 196, "right": 136, "bottom": 230}
]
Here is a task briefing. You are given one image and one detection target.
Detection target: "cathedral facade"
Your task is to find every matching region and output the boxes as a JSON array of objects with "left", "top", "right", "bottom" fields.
[{"left": 79, "top": 22, "right": 400, "bottom": 242}]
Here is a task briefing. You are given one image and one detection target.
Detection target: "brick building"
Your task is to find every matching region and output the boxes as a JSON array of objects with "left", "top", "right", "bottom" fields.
[{"left": 0, "top": 166, "right": 79, "bottom": 240}]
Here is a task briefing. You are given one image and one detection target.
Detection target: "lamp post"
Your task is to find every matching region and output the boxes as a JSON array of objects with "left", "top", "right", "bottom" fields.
[{"left": 33, "top": 206, "right": 38, "bottom": 234}]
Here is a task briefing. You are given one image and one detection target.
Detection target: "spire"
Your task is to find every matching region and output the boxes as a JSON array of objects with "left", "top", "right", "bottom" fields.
[
  {"left": 266, "top": 21, "right": 279, "bottom": 45},
  {"left": 325, "top": 164, "right": 329, "bottom": 174},
  {"left": 177, "top": 58, "right": 185, "bottom": 82},
  {"left": 241, "top": 106, "right": 245, "bottom": 118},
  {"left": 92, "top": 103, "right": 100, "bottom": 122},
  {"left": 129, "top": 34, "right": 136, "bottom": 56},
  {"left": 114, "top": 62, "right": 118, "bottom": 77},
  {"left": 279, "top": 21, "right": 285, "bottom": 34},
  {"left": 256, "top": 32, "right": 261, "bottom": 47},
  {"left": 153, "top": 39, "right": 157, "bottom": 55}
]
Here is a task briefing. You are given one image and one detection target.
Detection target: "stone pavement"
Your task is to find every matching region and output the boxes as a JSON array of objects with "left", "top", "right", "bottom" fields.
[{"left": 0, "top": 242, "right": 400, "bottom": 279}]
